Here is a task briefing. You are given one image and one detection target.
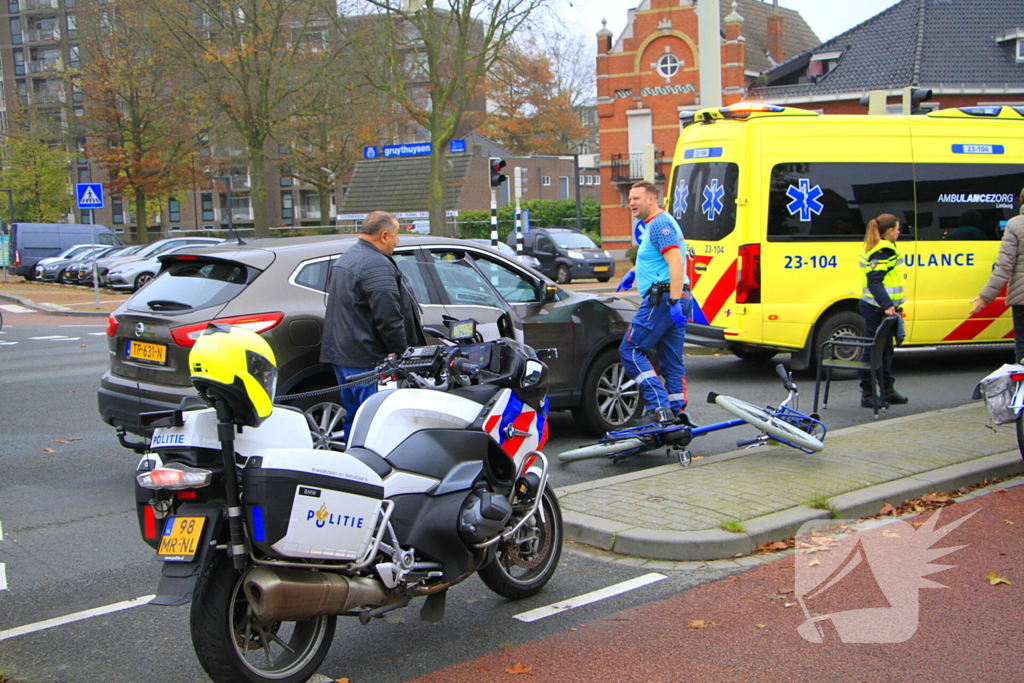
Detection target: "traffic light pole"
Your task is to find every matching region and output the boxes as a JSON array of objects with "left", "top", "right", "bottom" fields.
[
  {"left": 514, "top": 167, "right": 523, "bottom": 259},
  {"left": 490, "top": 187, "right": 499, "bottom": 248}
]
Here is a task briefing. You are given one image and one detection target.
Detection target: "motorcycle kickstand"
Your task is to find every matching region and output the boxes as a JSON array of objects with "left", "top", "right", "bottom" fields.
[{"left": 358, "top": 594, "right": 412, "bottom": 625}]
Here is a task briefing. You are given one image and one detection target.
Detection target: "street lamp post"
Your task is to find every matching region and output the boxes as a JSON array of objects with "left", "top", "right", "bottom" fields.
[{"left": 0, "top": 189, "right": 13, "bottom": 282}]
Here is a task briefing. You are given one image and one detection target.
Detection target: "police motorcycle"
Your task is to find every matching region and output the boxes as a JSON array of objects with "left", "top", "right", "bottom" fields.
[{"left": 120, "top": 320, "right": 561, "bottom": 683}]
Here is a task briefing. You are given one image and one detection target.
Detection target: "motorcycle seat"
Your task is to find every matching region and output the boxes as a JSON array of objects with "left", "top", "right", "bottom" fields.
[{"left": 344, "top": 446, "right": 392, "bottom": 478}]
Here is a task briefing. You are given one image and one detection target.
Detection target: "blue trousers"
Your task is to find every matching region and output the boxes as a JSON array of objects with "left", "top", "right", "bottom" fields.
[
  {"left": 333, "top": 365, "right": 378, "bottom": 442},
  {"left": 619, "top": 293, "right": 691, "bottom": 413}
]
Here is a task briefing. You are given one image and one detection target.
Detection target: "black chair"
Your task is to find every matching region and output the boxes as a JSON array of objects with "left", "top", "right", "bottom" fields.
[{"left": 813, "top": 315, "right": 899, "bottom": 420}]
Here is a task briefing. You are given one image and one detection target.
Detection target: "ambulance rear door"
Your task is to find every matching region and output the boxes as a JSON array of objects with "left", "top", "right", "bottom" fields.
[{"left": 909, "top": 116, "right": 1024, "bottom": 345}]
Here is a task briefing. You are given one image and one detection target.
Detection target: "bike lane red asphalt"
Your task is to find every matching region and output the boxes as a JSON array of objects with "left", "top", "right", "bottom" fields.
[{"left": 413, "top": 485, "right": 1024, "bottom": 683}]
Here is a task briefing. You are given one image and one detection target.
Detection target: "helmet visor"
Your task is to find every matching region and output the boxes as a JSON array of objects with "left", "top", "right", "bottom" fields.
[{"left": 246, "top": 349, "right": 278, "bottom": 405}]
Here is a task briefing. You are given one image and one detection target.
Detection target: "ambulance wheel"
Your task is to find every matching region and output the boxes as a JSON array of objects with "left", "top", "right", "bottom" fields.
[
  {"left": 555, "top": 265, "right": 572, "bottom": 284},
  {"left": 731, "top": 347, "right": 778, "bottom": 363},
  {"left": 814, "top": 311, "right": 865, "bottom": 380}
]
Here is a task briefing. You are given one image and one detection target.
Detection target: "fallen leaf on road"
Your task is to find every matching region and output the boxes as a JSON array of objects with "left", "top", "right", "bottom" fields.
[
  {"left": 48, "top": 437, "right": 84, "bottom": 443},
  {"left": 1005, "top": 520, "right": 1015, "bottom": 525},
  {"left": 505, "top": 663, "right": 532, "bottom": 675},
  {"left": 882, "top": 529, "right": 901, "bottom": 538},
  {"left": 879, "top": 502, "right": 897, "bottom": 516},
  {"left": 783, "top": 602, "right": 797, "bottom": 608},
  {"left": 42, "top": 448, "right": 55, "bottom": 453},
  {"left": 807, "top": 558, "right": 820, "bottom": 567},
  {"left": 992, "top": 488, "right": 1008, "bottom": 493},
  {"left": 921, "top": 492, "right": 951, "bottom": 502},
  {"left": 987, "top": 572, "right": 1011, "bottom": 586},
  {"left": 755, "top": 623, "right": 767, "bottom": 629},
  {"left": 687, "top": 619, "right": 712, "bottom": 629},
  {"left": 334, "top": 678, "right": 349, "bottom": 683}
]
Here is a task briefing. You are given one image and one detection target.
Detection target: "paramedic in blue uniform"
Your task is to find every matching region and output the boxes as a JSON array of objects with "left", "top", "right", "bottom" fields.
[{"left": 617, "top": 181, "right": 692, "bottom": 425}]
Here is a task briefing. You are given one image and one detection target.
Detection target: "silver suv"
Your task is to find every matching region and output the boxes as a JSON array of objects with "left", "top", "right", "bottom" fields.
[{"left": 98, "top": 235, "right": 640, "bottom": 446}]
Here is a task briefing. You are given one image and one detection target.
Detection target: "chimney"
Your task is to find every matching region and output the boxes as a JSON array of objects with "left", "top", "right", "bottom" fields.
[
  {"left": 597, "top": 18, "right": 613, "bottom": 55},
  {"left": 767, "top": 5, "right": 784, "bottom": 65}
]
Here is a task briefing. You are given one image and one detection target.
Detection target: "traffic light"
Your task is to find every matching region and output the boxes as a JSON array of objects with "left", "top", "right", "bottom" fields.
[{"left": 489, "top": 157, "right": 507, "bottom": 187}]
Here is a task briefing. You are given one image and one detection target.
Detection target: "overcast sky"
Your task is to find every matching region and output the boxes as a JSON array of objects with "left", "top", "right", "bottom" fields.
[{"left": 556, "top": 0, "right": 903, "bottom": 44}]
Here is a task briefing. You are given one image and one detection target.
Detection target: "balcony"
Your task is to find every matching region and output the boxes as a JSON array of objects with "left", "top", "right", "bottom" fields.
[
  {"left": 31, "top": 89, "right": 64, "bottom": 104},
  {"left": 296, "top": 206, "right": 322, "bottom": 219},
  {"left": 609, "top": 150, "right": 668, "bottom": 184},
  {"left": 22, "top": 27, "right": 60, "bottom": 42},
  {"left": 26, "top": 58, "right": 61, "bottom": 73},
  {"left": 21, "top": 0, "right": 59, "bottom": 11}
]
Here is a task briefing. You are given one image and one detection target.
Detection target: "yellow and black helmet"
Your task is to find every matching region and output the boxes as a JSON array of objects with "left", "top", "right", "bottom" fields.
[{"left": 189, "top": 324, "right": 277, "bottom": 426}]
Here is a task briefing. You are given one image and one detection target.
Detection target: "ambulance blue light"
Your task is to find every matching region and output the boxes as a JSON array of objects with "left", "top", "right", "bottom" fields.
[{"left": 958, "top": 106, "right": 1003, "bottom": 117}]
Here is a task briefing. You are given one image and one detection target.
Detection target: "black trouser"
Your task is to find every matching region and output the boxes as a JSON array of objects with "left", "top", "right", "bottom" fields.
[
  {"left": 1013, "top": 305, "right": 1024, "bottom": 364},
  {"left": 858, "top": 301, "right": 895, "bottom": 394}
]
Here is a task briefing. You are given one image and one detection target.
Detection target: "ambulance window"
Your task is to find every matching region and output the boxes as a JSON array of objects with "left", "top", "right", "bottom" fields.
[
  {"left": 767, "top": 163, "right": 914, "bottom": 242},
  {"left": 668, "top": 162, "right": 738, "bottom": 241},
  {"left": 914, "top": 164, "right": 1024, "bottom": 241}
]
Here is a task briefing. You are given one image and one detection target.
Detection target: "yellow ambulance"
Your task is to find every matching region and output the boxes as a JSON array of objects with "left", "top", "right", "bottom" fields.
[{"left": 669, "top": 103, "right": 1024, "bottom": 370}]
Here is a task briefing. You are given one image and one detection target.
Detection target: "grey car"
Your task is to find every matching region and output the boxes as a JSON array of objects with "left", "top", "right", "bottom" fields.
[{"left": 98, "top": 235, "right": 641, "bottom": 447}]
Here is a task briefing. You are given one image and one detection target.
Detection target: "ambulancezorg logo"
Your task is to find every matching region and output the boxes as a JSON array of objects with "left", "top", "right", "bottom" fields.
[{"left": 794, "top": 509, "right": 976, "bottom": 643}]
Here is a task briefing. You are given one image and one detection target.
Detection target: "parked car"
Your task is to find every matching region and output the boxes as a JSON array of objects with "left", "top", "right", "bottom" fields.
[
  {"left": 98, "top": 235, "right": 641, "bottom": 447},
  {"left": 106, "top": 243, "right": 218, "bottom": 292},
  {"left": 48, "top": 245, "right": 125, "bottom": 284},
  {"left": 507, "top": 226, "right": 615, "bottom": 284},
  {"left": 69, "top": 245, "right": 140, "bottom": 286},
  {"left": 467, "top": 238, "right": 543, "bottom": 270},
  {"left": 9, "top": 223, "right": 121, "bottom": 279},
  {"left": 97, "top": 236, "right": 223, "bottom": 288},
  {"left": 33, "top": 244, "right": 107, "bottom": 281}
]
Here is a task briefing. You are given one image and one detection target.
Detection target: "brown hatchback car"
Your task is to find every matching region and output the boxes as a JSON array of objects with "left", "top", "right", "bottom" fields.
[{"left": 98, "top": 235, "right": 641, "bottom": 444}]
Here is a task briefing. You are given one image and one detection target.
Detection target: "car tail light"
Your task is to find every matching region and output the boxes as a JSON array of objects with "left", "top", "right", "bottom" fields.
[
  {"left": 13, "top": 249, "right": 20, "bottom": 266},
  {"left": 170, "top": 312, "right": 284, "bottom": 347},
  {"left": 736, "top": 244, "right": 761, "bottom": 304},
  {"left": 106, "top": 313, "right": 119, "bottom": 337},
  {"left": 137, "top": 463, "right": 213, "bottom": 490}
]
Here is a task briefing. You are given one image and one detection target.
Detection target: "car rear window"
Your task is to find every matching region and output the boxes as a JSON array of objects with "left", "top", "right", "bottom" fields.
[{"left": 126, "top": 259, "right": 256, "bottom": 313}]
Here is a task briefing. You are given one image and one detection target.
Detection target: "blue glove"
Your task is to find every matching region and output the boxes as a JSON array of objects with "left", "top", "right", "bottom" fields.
[
  {"left": 669, "top": 298, "right": 688, "bottom": 327},
  {"left": 616, "top": 270, "right": 635, "bottom": 292}
]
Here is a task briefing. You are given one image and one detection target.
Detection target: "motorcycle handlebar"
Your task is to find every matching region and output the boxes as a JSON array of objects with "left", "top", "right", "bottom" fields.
[{"left": 450, "top": 357, "right": 482, "bottom": 376}]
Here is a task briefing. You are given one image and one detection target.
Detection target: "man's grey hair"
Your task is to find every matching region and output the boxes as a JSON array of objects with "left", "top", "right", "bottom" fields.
[{"left": 359, "top": 211, "right": 398, "bottom": 236}]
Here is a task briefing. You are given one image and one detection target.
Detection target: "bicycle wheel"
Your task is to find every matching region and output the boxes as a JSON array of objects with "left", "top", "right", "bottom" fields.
[
  {"left": 714, "top": 395, "right": 824, "bottom": 453},
  {"left": 1016, "top": 410, "right": 1024, "bottom": 462},
  {"left": 558, "top": 438, "right": 645, "bottom": 462}
]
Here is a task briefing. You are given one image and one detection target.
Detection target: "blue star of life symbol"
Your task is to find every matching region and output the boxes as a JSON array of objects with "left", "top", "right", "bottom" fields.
[
  {"left": 673, "top": 180, "right": 689, "bottom": 219},
  {"left": 702, "top": 179, "right": 725, "bottom": 221},
  {"left": 786, "top": 178, "right": 825, "bottom": 222}
]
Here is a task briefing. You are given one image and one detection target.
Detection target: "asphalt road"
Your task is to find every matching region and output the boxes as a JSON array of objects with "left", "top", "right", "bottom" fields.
[{"left": 0, "top": 314, "right": 1016, "bottom": 682}]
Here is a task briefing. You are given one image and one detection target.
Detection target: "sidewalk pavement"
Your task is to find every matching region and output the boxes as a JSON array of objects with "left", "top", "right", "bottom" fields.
[
  {"left": 0, "top": 277, "right": 128, "bottom": 316},
  {"left": 556, "top": 401, "right": 1024, "bottom": 562}
]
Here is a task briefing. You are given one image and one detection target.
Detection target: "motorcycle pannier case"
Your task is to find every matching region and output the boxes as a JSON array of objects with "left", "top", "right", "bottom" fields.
[{"left": 242, "top": 449, "right": 384, "bottom": 560}]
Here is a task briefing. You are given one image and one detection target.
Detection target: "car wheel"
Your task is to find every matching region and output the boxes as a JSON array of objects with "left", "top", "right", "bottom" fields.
[
  {"left": 134, "top": 272, "right": 155, "bottom": 291},
  {"left": 813, "top": 310, "right": 865, "bottom": 380},
  {"left": 301, "top": 400, "right": 347, "bottom": 451},
  {"left": 57, "top": 270, "right": 69, "bottom": 284},
  {"left": 571, "top": 348, "right": 643, "bottom": 437},
  {"left": 597, "top": 276, "right": 611, "bottom": 283},
  {"left": 555, "top": 264, "right": 571, "bottom": 285}
]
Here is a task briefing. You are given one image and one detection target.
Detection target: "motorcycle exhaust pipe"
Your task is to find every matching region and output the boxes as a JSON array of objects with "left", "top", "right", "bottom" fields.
[{"left": 243, "top": 566, "right": 389, "bottom": 622}]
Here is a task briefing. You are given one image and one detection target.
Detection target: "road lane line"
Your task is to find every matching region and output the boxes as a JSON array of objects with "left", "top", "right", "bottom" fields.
[
  {"left": 0, "top": 341, "right": 18, "bottom": 346},
  {"left": 0, "top": 305, "right": 33, "bottom": 313},
  {"left": 28, "top": 336, "right": 68, "bottom": 340},
  {"left": 513, "top": 573, "right": 667, "bottom": 623},
  {"left": 0, "top": 595, "right": 155, "bottom": 642},
  {"left": 0, "top": 520, "right": 5, "bottom": 592}
]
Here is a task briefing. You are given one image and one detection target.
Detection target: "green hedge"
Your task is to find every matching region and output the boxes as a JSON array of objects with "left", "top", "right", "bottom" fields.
[{"left": 454, "top": 197, "right": 602, "bottom": 244}]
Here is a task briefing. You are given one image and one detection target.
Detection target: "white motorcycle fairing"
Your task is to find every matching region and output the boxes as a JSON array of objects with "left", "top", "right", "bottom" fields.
[
  {"left": 352, "top": 388, "right": 484, "bottom": 458},
  {"left": 147, "top": 405, "right": 313, "bottom": 455}
]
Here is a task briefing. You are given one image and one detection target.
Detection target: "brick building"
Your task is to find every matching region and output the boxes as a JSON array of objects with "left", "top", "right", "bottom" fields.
[{"left": 595, "top": 0, "right": 818, "bottom": 257}]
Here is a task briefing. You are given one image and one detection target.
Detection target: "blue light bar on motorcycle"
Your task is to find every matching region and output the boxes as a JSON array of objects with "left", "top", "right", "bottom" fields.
[{"left": 137, "top": 463, "right": 213, "bottom": 490}]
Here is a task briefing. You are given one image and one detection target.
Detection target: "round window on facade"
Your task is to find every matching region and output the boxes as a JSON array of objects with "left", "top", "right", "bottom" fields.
[{"left": 656, "top": 53, "right": 680, "bottom": 78}]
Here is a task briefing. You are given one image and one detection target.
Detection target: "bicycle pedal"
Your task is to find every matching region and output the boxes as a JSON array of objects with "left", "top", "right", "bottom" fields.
[{"left": 677, "top": 449, "right": 692, "bottom": 467}]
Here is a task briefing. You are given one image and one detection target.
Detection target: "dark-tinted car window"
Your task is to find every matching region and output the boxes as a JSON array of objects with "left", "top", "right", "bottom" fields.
[
  {"left": 669, "top": 161, "right": 738, "bottom": 241},
  {"left": 767, "top": 163, "right": 914, "bottom": 242},
  {"left": 430, "top": 252, "right": 506, "bottom": 309},
  {"left": 127, "top": 259, "right": 253, "bottom": 313},
  {"left": 392, "top": 252, "right": 432, "bottom": 303},
  {"left": 914, "top": 163, "right": 1024, "bottom": 241},
  {"left": 294, "top": 258, "right": 331, "bottom": 291}
]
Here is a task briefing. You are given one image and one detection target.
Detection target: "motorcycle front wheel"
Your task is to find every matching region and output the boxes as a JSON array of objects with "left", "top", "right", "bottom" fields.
[
  {"left": 479, "top": 487, "right": 563, "bottom": 600},
  {"left": 190, "top": 555, "right": 337, "bottom": 683}
]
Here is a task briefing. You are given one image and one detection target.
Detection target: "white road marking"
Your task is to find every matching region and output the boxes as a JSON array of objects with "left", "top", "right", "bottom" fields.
[
  {"left": 0, "top": 595, "right": 155, "bottom": 642},
  {"left": 28, "top": 335, "right": 68, "bottom": 340},
  {"left": 0, "top": 304, "right": 32, "bottom": 313},
  {"left": 513, "top": 573, "right": 667, "bottom": 623},
  {"left": 0, "top": 520, "right": 5, "bottom": 592},
  {"left": 87, "top": 332, "right": 107, "bottom": 336},
  {"left": 0, "top": 341, "right": 16, "bottom": 346}
]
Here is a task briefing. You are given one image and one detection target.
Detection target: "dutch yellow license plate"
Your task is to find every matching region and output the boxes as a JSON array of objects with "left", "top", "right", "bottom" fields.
[
  {"left": 594, "top": 266, "right": 609, "bottom": 272},
  {"left": 127, "top": 340, "right": 167, "bottom": 365},
  {"left": 158, "top": 516, "right": 205, "bottom": 561}
]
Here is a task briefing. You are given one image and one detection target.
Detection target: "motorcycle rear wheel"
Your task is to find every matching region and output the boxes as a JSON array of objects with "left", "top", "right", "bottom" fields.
[
  {"left": 479, "top": 487, "right": 563, "bottom": 600},
  {"left": 191, "top": 555, "right": 337, "bottom": 683}
]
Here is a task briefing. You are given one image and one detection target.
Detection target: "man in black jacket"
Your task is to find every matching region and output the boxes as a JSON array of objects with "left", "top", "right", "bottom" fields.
[{"left": 320, "top": 211, "right": 425, "bottom": 442}]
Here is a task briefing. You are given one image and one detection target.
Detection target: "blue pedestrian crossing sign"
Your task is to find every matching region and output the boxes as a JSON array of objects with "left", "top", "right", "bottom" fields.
[{"left": 76, "top": 183, "right": 104, "bottom": 210}]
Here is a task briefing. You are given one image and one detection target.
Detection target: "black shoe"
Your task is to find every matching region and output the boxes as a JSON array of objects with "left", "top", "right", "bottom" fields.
[
  {"left": 885, "top": 391, "right": 909, "bottom": 405},
  {"left": 861, "top": 395, "right": 881, "bottom": 409},
  {"left": 634, "top": 408, "right": 676, "bottom": 426}
]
